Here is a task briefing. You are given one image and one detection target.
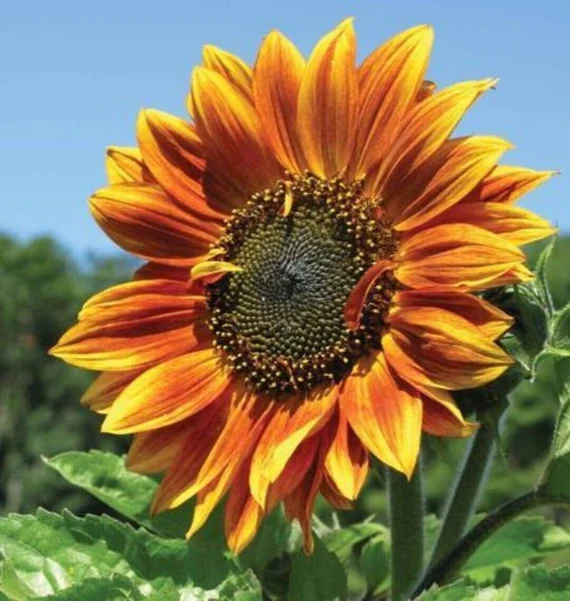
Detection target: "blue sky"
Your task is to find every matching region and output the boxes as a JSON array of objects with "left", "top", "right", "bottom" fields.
[{"left": 2, "top": 0, "right": 568, "bottom": 258}]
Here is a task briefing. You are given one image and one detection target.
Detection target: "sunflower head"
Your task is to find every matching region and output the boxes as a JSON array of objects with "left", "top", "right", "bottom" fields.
[{"left": 51, "top": 19, "right": 556, "bottom": 554}]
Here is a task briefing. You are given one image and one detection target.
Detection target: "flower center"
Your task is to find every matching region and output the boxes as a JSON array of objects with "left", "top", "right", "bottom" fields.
[{"left": 207, "top": 174, "right": 397, "bottom": 398}]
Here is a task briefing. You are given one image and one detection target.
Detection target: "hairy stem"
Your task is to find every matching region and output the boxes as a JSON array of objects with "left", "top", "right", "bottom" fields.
[
  {"left": 388, "top": 464, "right": 424, "bottom": 601},
  {"left": 428, "top": 423, "right": 496, "bottom": 568},
  {"left": 413, "top": 489, "right": 570, "bottom": 597}
]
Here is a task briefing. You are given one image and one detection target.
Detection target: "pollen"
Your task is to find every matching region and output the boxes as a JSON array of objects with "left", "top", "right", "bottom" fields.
[{"left": 207, "top": 173, "right": 398, "bottom": 398}]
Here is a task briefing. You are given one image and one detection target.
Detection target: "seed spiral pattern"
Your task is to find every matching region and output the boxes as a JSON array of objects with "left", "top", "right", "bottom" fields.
[{"left": 207, "top": 173, "right": 398, "bottom": 398}]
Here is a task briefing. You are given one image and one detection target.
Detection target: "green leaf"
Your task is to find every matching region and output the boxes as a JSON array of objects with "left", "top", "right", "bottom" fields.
[
  {"left": 534, "top": 237, "right": 556, "bottom": 316},
  {"left": 414, "top": 580, "right": 480, "bottom": 601},
  {"left": 514, "top": 284, "right": 550, "bottom": 360},
  {"left": 510, "top": 564, "right": 570, "bottom": 599},
  {"left": 43, "top": 451, "right": 192, "bottom": 537},
  {"left": 359, "top": 533, "right": 390, "bottom": 595},
  {"left": 288, "top": 536, "right": 347, "bottom": 601},
  {"left": 0, "top": 509, "right": 249, "bottom": 600},
  {"left": 464, "top": 516, "right": 570, "bottom": 582},
  {"left": 322, "top": 521, "right": 387, "bottom": 565},
  {"left": 551, "top": 304, "right": 570, "bottom": 352}
]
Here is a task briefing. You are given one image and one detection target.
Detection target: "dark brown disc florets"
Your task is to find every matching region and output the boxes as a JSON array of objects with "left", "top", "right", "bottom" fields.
[{"left": 207, "top": 172, "right": 398, "bottom": 398}]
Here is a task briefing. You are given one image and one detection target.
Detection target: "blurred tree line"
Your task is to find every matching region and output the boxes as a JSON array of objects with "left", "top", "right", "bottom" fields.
[{"left": 1, "top": 232, "right": 570, "bottom": 523}]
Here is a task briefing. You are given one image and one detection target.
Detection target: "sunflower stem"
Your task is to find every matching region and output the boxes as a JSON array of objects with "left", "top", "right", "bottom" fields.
[
  {"left": 388, "top": 462, "right": 424, "bottom": 601},
  {"left": 427, "top": 422, "right": 496, "bottom": 570},
  {"left": 412, "top": 489, "right": 570, "bottom": 597}
]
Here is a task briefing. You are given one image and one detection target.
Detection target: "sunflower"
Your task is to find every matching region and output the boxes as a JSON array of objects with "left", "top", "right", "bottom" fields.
[{"left": 51, "top": 20, "right": 556, "bottom": 553}]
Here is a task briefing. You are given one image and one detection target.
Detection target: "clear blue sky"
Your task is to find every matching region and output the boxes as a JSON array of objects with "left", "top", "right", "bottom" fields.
[{"left": 2, "top": 0, "right": 568, "bottom": 258}]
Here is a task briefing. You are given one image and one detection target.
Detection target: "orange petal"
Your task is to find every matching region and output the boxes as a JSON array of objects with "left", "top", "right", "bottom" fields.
[
  {"left": 126, "top": 420, "right": 191, "bottom": 474},
  {"left": 396, "top": 223, "right": 525, "bottom": 290},
  {"left": 134, "top": 262, "right": 189, "bottom": 282},
  {"left": 81, "top": 370, "right": 142, "bottom": 414},
  {"left": 253, "top": 30, "right": 306, "bottom": 173},
  {"left": 89, "top": 183, "right": 222, "bottom": 266},
  {"left": 353, "top": 25, "right": 433, "bottom": 177},
  {"left": 325, "top": 410, "right": 369, "bottom": 500},
  {"left": 203, "top": 45, "right": 253, "bottom": 100},
  {"left": 297, "top": 19, "right": 358, "bottom": 178},
  {"left": 190, "top": 260, "right": 243, "bottom": 284},
  {"left": 225, "top": 461, "right": 265, "bottom": 554},
  {"left": 429, "top": 201, "right": 556, "bottom": 246},
  {"left": 384, "top": 306, "right": 513, "bottom": 390},
  {"left": 320, "top": 471, "right": 353, "bottom": 510},
  {"left": 484, "top": 263, "right": 534, "bottom": 288},
  {"left": 137, "top": 110, "right": 227, "bottom": 221},
  {"left": 476, "top": 165, "right": 557, "bottom": 204},
  {"left": 101, "top": 348, "right": 232, "bottom": 433},
  {"left": 392, "top": 136, "right": 513, "bottom": 230},
  {"left": 249, "top": 385, "right": 338, "bottom": 508},
  {"left": 191, "top": 66, "right": 282, "bottom": 198},
  {"left": 393, "top": 289, "right": 513, "bottom": 339},
  {"left": 283, "top": 420, "right": 336, "bottom": 553},
  {"left": 105, "top": 147, "right": 153, "bottom": 185},
  {"left": 340, "top": 351, "right": 422, "bottom": 478},
  {"left": 420, "top": 389, "right": 478, "bottom": 438},
  {"left": 416, "top": 80, "right": 437, "bottom": 103},
  {"left": 376, "top": 78, "right": 497, "bottom": 195},
  {"left": 344, "top": 259, "right": 395, "bottom": 329},
  {"left": 154, "top": 391, "right": 273, "bottom": 513},
  {"left": 50, "top": 280, "right": 210, "bottom": 371}
]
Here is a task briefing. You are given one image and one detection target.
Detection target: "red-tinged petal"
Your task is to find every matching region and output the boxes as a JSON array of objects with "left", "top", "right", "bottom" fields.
[
  {"left": 393, "top": 289, "right": 513, "bottom": 339},
  {"left": 283, "top": 422, "right": 335, "bottom": 553},
  {"left": 476, "top": 165, "right": 557, "bottom": 204},
  {"left": 203, "top": 45, "right": 253, "bottom": 100},
  {"left": 353, "top": 25, "right": 433, "bottom": 177},
  {"left": 253, "top": 31, "right": 306, "bottom": 173},
  {"left": 101, "top": 348, "right": 232, "bottom": 433},
  {"left": 126, "top": 420, "right": 191, "bottom": 474},
  {"left": 154, "top": 391, "right": 273, "bottom": 513},
  {"left": 266, "top": 434, "right": 321, "bottom": 512},
  {"left": 384, "top": 307, "right": 513, "bottom": 390},
  {"left": 392, "top": 136, "right": 513, "bottom": 230},
  {"left": 416, "top": 80, "right": 436, "bottom": 103},
  {"left": 191, "top": 66, "right": 282, "bottom": 198},
  {"left": 105, "top": 147, "right": 153, "bottom": 185},
  {"left": 429, "top": 201, "right": 557, "bottom": 246},
  {"left": 225, "top": 461, "right": 265, "bottom": 554},
  {"left": 396, "top": 224, "right": 525, "bottom": 290},
  {"left": 375, "top": 78, "right": 497, "bottom": 195},
  {"left": 344, "top": 259, "right": 395, "bottom": 330},
  {"left": 190, "top": 260, "right": 243, "bottom": 284},
  {"left": 81, "top": 370, "right": 141, "bottom": 414},
  {"left": 320, "top": 472, "right": 353, "bottom": 510},
  {"left": 89, "top": 183, "right": 222, "bottom": 266},
  {"left": 484, "top": 263, "right": 534, "bottom": 288},
  {"left": 421, "top": 390, "right": 478, "bottom": 438},
  {"left": 249, "top": 385, "right": 338, "bottom": 508},
  {"left": 341, "top": 351, "right": 422, "bottom": 478},
  {"left": 325, "top": 410, "right": 368, "bottom": 500},
  {"left": 134, "top": 262, "right": 189, "bottom": 282},
  {"left": 50, "top": 280, "right": 211, "bottom": 371},
  {"left": 297, "top": 19, "right": 358, "bottom": 178}
]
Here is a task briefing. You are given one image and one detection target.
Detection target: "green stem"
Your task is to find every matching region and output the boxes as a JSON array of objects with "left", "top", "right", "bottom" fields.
[
  {"left": 388, "top": 464, "right": 424, "bottom": 601},
  {"left": 412, "top": 489, "right": 570, "bottom": 598},
  {"left": 428, "top": 423, "right": 495, "bottom": 569}
]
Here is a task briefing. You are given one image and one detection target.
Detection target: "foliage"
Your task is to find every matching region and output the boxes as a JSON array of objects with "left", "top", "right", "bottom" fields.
[{"left": 3, "top": 234, "right": 570, "bottom": 599}]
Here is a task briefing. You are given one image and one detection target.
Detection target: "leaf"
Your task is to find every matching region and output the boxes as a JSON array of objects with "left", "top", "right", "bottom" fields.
[
  {"left": 360, "top": 533, "right": 390, "bottom": 595},
  {"left": 463, "top": 516, "right": 570, "bottom": 583},
  {"left": 0, "top": 509, "right": 249, "bottom": 600},
  {"left": 43, "top": 451, "right": 192, "bottom": 537},
  {"left": 322, "top": 521, "right": 387, "bottom": 565},
  {"left": 534, "top": 237, "right": 556, "bottom": 316},
  {"left": 514, "top": 284, "right": 550, "bottom": 361},
  {"left": 551, "top": 305, "right": 570, "bottom": 352},
  {"left": 509, "top": 564, "right": 570, "bottom": 599},
  {"left": 288, "top": 536, "right": 347, "bottom": 601},
  {"left": 414, "top": 580, "right": 480, "bottom": 600}
]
